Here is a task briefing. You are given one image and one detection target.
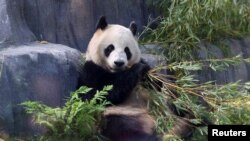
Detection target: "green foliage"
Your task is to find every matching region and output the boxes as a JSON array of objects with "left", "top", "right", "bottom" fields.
[
  {"left": 142, "top": 0, "right": 250, "bottom": 62},
  {"left": 22, "top": 85, "right": 113, "bottom": 141},
  {"left": 168, "top": 54, "right": 245, "bottom": 73},
  {"left": 147, "top": 57, "right": 250, "bottom": 140},
  {"left": 141, "top": 3, "right": 250, "bottom": 140}
]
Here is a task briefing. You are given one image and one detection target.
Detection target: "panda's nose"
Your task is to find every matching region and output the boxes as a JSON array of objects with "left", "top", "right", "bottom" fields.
[{"left": 114, "top": 61, "right": 125, "bottom": 67}]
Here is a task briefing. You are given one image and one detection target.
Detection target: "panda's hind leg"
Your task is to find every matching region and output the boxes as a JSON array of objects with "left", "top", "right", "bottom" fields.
[{"left": 102, "top": 106, "right": 161, "bottom": 141}]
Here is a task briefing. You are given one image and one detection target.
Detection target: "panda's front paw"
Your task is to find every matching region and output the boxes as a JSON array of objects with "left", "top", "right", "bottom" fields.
[
  {"left": 131, "top": 61, "right": 151, "bottom": 78},
  {"left": 139, "top": 62, "right": 151, "bottom": 77},
  {"left": 140, "top": 59, "right": 151, "bottom": 73}
]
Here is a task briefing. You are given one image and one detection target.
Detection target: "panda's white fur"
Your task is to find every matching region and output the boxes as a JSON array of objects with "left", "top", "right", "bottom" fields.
[{"left": 86, "top": 24, "right": 141, "bottom": 72}]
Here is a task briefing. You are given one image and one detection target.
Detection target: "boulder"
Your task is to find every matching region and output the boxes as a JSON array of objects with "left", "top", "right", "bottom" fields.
[{"left": 0, "top": 43, "right": 82, "bottom": 135}]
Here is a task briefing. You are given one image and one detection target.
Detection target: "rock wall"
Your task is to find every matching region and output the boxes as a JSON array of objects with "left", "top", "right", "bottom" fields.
[
  {"left": 1, "top": 0, "right": 157, "bottom": 51},
  {"left": 23, "top": 0, "right": 157, "bottom": 51},
  {"left": 0, "top": 0, "right": 36, "bottom": 48}
]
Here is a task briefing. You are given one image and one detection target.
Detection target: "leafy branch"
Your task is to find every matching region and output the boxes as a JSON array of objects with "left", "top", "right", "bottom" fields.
[
  {"left": 154, "top": 54, "right": 247, "bottom": 73},
  {"left": 22, "top": 85, "right": 113, "bottom": 141}
]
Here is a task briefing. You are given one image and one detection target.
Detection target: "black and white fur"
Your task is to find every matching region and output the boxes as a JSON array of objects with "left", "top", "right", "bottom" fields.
[
  {"left": 77, "top": 60, "right": 148, "bottom": 104},
  {"left": 78, "top": 16, "right": 148, "bottom": 105},
  {"left": 77, "top": 16, "right": 160, "bottom": 141}
]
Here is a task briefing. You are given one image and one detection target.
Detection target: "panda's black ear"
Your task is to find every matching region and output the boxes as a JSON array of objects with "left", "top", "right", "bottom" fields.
[
  {"left": 129, "top": 21, "right": 137, "bottom": 36},
  {"left": 96, "top": 16, "right": 108, "bottom": 30}
]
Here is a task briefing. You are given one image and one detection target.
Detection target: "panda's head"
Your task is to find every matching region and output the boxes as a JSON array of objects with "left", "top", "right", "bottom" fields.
[{"left": 86, "top": 16, "right": 141, "bottom": 72}]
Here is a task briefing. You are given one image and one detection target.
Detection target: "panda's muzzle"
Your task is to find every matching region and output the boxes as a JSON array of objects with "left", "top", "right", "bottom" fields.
[{"left": 114, "top": 61, "right": 125, "bottom": 67}]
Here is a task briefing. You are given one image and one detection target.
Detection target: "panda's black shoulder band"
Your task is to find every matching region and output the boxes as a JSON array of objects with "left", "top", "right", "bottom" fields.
[{"left": 96, "top": 16, "right": 108, "bottom": 30}]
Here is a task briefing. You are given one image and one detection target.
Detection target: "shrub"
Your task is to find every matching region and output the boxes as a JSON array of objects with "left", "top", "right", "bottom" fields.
[{"left": 22, "top": 86, "right": 112, "bottom": 141}]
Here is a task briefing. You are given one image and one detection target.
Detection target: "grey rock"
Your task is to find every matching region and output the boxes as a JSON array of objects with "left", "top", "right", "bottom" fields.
[
  {"left": 141, "top": 53, "right": 166, "bottom": 68},
  {"left": 140, "top": 44, "right": 165, "bottom": 55},
  {"left": 196, "top": 38, "right": 250, "bottom": 84},
  {"left": 1, "top": 0, "right": 158, "bottom": 51},
  {"left": 0, "top": 0, "right": 36, "bottom": 48},
  {"left": 0, "top": 43, "right": 82, "bottom": 135},
  {"left": 196, "top": 42, "right": 235, "bottom": 84},
  {"left": 23, "top": 0, "right": 158, "bottom": 51}
]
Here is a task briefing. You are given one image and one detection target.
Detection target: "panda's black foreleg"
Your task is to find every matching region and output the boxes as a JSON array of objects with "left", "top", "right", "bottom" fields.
[{"left": 105, "top": 60, "right": 151, "bottom": 105}]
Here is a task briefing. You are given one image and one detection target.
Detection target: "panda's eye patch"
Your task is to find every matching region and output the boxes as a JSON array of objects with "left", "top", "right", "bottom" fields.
[
  {"left": 125, "top": 47, "right": 132, "bottom": 60},
  {"left": 104, "top": 44, "right": 115, "bottom": 57}
]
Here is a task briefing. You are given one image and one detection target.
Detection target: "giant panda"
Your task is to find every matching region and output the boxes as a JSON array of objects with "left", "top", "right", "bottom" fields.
[{"left": 77, "top": 16, "right": 161, "bottom": 141}]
